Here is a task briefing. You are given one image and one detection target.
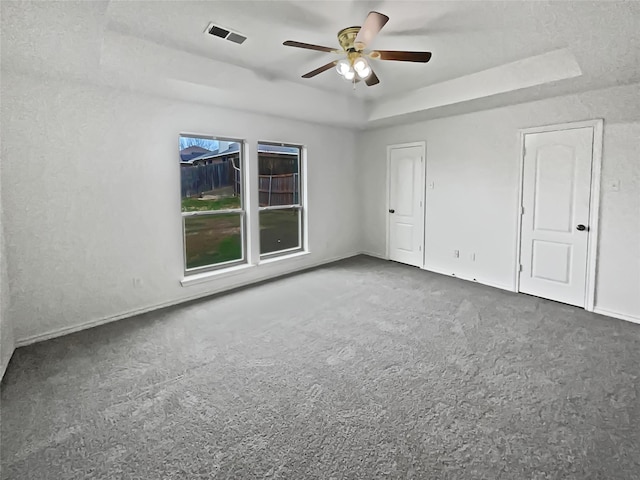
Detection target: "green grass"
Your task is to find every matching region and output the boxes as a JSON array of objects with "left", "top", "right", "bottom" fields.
[
  {"left": 186, "top": 234, "right": 242, "bottom": 269},
  {"left": 181, "top": 196, "right": 241, "bottom": 212},
  {"left": 260, "top": 209, "right": 300, "bottom": 254},
  {"left": 184, "top": 214, "right": 243, "bottom": 269},
  {"left": 184, "top": 207, "right": 301, "bottom": 269}
]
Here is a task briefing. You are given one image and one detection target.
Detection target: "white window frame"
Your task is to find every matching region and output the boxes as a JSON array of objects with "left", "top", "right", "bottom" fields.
[
  {"left": 180, "top": 134, "right": 247, "bottom": 275},
  {"left": 257, "top": 141, "right": 305, "bottom": 259}
]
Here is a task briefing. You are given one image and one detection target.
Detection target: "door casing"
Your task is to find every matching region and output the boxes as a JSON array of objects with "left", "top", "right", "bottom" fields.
[
  {"left": 386, "top": 142, "right": 426, "bottom": 266},
  {"left": 514, "top": 119, "right": 604, "bottom": 311}
]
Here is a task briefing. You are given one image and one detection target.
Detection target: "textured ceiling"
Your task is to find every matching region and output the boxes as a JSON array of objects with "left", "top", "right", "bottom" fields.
[
  {"left": 2, "top": 1, "right": 640, "bottom": 127},
  {"left": 103, "top": 1, "right": 640, "bottom": 98}
]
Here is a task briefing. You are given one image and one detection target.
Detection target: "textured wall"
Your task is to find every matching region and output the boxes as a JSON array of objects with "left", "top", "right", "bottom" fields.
[
  {"left": 1, "top": 72, "right": 360, "bottom": 342},
  {"left": 0, "top": 154, "right": 15, "bottom": 376},
  {"left": 358, "top": 83, "right": 640, "bottom": 321},
  {"left": 1, "top": 0, "right": 639, "bottom": 349},
  {"left": 595, "top": 122, "right": 640, "bottom": 317}
]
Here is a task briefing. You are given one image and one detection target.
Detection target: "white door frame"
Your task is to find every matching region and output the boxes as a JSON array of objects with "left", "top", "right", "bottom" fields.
[
  {"left": 385, "top": 141, "right": 427, "bottom": 265},
  {"left": 514, "top": 119, "right": 604, "bottom": 311}
]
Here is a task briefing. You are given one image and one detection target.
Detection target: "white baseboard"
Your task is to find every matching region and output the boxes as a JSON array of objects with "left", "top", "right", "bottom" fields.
[
  {"left": 360, "top": 251, "right": 388, "bottom": 260},
  {"left": 592, "top": 307, "right": 640, "bottom": 326},
  {"left": 17, "top": 252, "right": 637, "bottom": 348},
  {"left": 359, "top": 256, "right": 515, "bottom": 292},
  {"left": 420, "top": 265, "right": 515, "bottom": 292},
  {"left": 15, "top": 251, "right": 361, "bottom": 347}
]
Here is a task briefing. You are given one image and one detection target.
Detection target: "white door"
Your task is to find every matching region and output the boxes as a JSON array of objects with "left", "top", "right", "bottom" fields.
[
  {"left": 388, "top": 145, "right": 424, "bottom": 267},
  {"left": 519, "top": 127, "right": 594, "bottom": 307}
]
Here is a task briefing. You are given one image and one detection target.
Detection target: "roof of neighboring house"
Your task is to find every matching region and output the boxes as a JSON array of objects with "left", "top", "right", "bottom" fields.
[
  {"left": 189, "top": 143, "right": 241, "bottom": 163},
  {"left": 184, "top": 143, "right": 299, "bottom": 164},
  {"left": 179, "top": 146, "right": 212, "bottom": 162}
]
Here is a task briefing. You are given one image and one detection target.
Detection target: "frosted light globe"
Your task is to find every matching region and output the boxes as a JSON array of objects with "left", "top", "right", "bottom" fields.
[
  {"left": 336, "top": 59, "right": 351, "bottom": 76},
  {"left": 356, "top": 65, "right": 371, "bottom": 79},
  {"left": 353, "top": 57, "right": 369, "bottom": 73}
]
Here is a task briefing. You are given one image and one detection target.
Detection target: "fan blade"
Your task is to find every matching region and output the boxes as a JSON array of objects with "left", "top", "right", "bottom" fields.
[
  {"left": 283, "top": 40, "right": 336, "bottom": 53},
  {"left": 302, "top": 61, "right": 337, "bottom": 78},
  {"left": 365, "top": 69, "right": 380, "bottom": 86},
  {"left": 371, "top": 50, "right": 432, "bottom": 62},
  {"left": 354, "top": 11, "right": 389, "bottom": 50}
]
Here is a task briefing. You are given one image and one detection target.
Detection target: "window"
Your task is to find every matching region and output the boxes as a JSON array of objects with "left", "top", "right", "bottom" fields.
[
  {"left": 258, "top": 142, "right": 303, "bottom": 257},
  {"left": 179, "top": 135, "right": 245, "bottom": 273}
]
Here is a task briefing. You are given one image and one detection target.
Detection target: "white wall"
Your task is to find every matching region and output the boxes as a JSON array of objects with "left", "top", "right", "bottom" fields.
[
  {"left": 0, "top": 157, "right": 14, "bottom": 376},
  {"left": 358, "top": 83, "right": 640, "bottom": 321},
  {"left": 1, "top": 71, "right": 360, "bottom": 343},
  {"left": 595, "top": 122, "right": 640, "bottom": 319},
  {"left": 1, "top": 76, "right": 637, "bottom": 348}
]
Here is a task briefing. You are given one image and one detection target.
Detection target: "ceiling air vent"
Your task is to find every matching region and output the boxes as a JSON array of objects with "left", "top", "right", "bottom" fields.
[{"left": 205, "top": 22, "right": 247, "bottom": 45}]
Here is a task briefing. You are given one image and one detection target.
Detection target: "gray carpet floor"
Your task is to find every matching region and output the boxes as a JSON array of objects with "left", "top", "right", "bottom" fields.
[{"left": 1, "top": 255, "right": 639, "bottom": 479}]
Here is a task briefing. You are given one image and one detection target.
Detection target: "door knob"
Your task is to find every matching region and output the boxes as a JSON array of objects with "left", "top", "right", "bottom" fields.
[
  {"left": 576, "top": 224, "right": 587, "bottom": 231},
  {"left": 389, "top": 209, "right": 395, "bottom": 213}
]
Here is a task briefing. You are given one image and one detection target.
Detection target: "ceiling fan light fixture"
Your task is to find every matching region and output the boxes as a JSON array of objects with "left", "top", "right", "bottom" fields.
[
  {"left": 284, "top": 11, "right": 432, "bottom": 87},
  {"left": 353, "top": 56, "right": 369, "bottom": 73},
  {"left": 343, "top": 68, "right": 355, "bottom": 80},
  {"left": 356, "top": 64, "right": 372, "bottom": 79},
  {"left": 336, "top": 59, "right": 351, "bottom": 76}
]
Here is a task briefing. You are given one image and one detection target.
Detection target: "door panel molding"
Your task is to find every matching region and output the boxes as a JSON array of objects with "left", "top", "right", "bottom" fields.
[
  {"left": 386, "top": 141, "right": 426, "bottom": 266},
  {"left": 514, "top": 119, "right": 603, "bottom": 311}
]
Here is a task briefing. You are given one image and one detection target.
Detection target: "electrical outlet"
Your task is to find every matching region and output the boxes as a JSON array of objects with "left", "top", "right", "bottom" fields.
[{"left": 454, "top": 250, "right": 460, "bottom": 258}]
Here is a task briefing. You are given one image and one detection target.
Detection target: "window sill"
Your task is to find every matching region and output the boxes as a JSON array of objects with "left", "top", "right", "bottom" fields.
[
  {"left": 181, "top": 263, "right": 254, "bottom": 287},
  {"left": 180, "top": 251, "right": 310, "bottom": 287},
  {"left": 259, "top": 250, "right": 309, "bottom": 265}
]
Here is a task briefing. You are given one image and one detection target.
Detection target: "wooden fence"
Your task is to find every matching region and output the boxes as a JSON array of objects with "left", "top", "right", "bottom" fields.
[
  {"left": 258, "top": 173, "right": 299, "bottom": 206},
  {"left": 181, "top": 162, "right": 231, "bottom": 198},
  {"left": 183, "top": 164, "right": 297, "bottom": 206}
]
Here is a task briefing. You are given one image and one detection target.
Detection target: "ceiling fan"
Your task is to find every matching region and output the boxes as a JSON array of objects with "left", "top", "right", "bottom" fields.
[{"left": 283, "top": 11, "right": 432, "bottom": 87}]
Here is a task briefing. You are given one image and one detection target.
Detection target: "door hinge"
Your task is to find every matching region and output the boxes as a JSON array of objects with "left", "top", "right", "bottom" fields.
[
  {"left": 419, "top": 245, "right": 422, "bottom": 251},
  {"left": 523, "top": 146, "right": 527, "bottom": 155},
  {"left": 519, "top": 264, "right": 523, "bottom": 272},
  {"left": 520, "top": 206, "right": 524, "bottom": 215},
  {"left": 420, "top": 200, "right": 423, "bottom": 207}
]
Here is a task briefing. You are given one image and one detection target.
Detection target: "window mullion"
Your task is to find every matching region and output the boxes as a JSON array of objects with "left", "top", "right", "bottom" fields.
[
  {"left": 258, "top": 204, "right": 300, "bottom": 212},
  {"left": 182, "top": 209, "right": 244, "bottom": 217}
]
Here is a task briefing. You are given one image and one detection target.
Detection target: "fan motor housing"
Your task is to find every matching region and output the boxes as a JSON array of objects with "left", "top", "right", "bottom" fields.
[{"left": 337, "top": 26, "right": 361, "bottom": 52}]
